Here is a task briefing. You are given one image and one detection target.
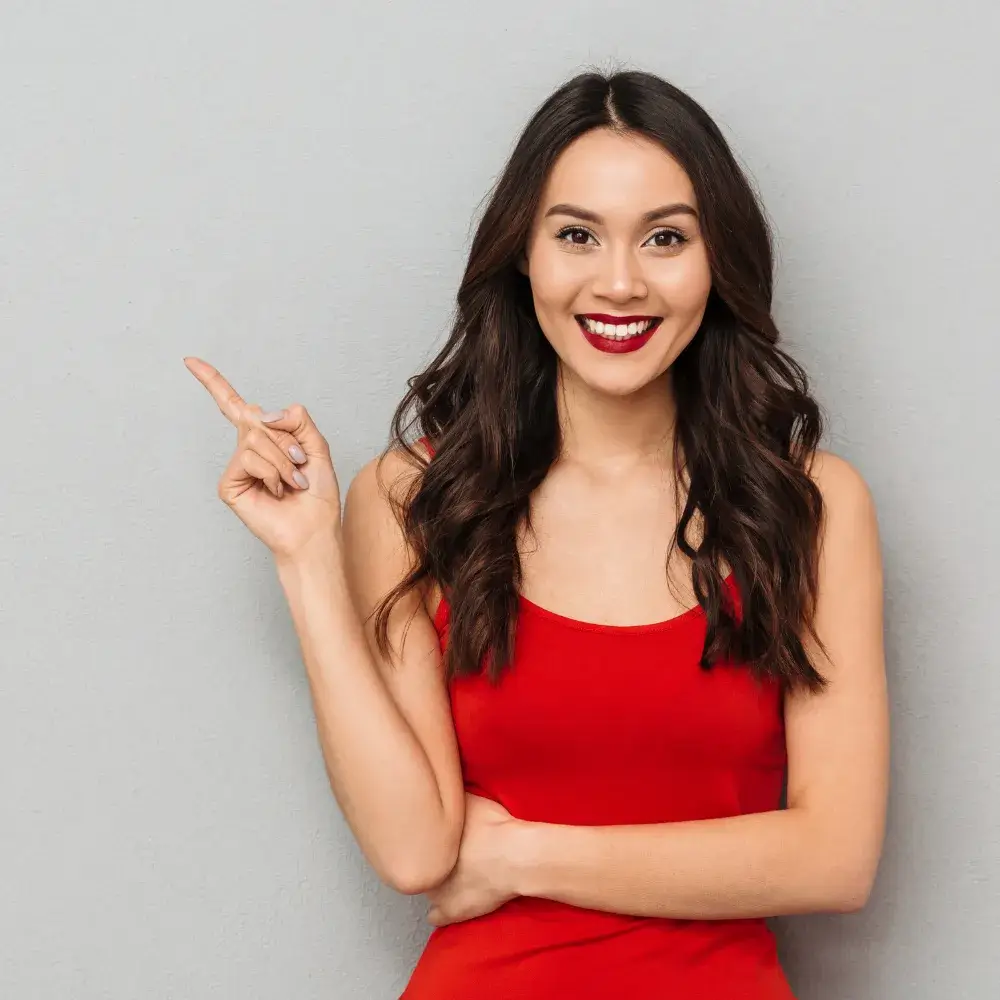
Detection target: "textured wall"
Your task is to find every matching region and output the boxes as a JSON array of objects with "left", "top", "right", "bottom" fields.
[{"left": 2, "top": 1, "right": 997, "bottom": 997}]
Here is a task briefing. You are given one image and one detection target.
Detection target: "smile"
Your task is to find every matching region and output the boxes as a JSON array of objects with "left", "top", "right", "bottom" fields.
[
  {"left": 575, "top": 314, "right": 663, "bottom": 355},
  {"left": 576, "top": 314, "right": 662, "bottom": 340}
]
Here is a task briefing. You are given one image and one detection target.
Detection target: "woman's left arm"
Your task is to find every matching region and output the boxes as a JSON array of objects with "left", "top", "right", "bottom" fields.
[{"left": 505, "top": 452, "right": 889, "bottom": 919}]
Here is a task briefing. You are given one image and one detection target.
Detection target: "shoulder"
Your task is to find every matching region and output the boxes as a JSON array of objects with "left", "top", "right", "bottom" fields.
[
  {"left": 342, "top": 440, "right": 439, "bottom": 614},
  {"left": 806, "top": 447, "right": 869, "bottom": 494},
  {"left": 345, "top": 439, "right": 432, "bottom": 515},
  {"left": 802, "top": 450, "right": 882, "bottom": 637},
  {"left": 806, "top": 448, "right": 879, "bottom": 543}
]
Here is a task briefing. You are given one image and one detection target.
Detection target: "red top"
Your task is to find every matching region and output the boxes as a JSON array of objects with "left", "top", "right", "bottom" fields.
[{"left": 401, "top": 448, "right": 794, "bottom": 998}]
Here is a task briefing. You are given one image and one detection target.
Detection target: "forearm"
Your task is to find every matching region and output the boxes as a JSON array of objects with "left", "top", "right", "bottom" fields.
[
  {"left": 276, "top": 535, "right": 456, "bottom": 894},
  {"left": 511, "top": 808, "right": 872, "bottom": 920}
]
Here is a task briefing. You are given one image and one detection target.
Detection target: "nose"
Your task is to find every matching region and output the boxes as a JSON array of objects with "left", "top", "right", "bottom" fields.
[{"left": 592, "top": 244, "right": 648, "bottom": 303}]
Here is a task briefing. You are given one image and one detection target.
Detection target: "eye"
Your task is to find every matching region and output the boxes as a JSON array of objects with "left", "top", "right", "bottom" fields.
[
  {"left": 643, "top": 228, "right": 688, "bottom": 250},
  {"left": 554, "top": 226, "right": 689, "bottom": 250},
  {"left": 554, "top": 226, "right": 596, "bottom": 247}
]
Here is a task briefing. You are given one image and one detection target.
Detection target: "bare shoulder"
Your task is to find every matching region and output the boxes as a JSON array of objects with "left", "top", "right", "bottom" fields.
[
  {"left": 798, "top": 448, "right": 884, "bottom": 679},
  {"left": 345, "top": 440, "right": 430, "bottom": 513},
  {"left": 806, "top": 448, "right": 880, "bottom": 558},
  {"left": 807, "top": 448, "right": 875, "bottom": 509},
  {"left": 342, "top": 442, "right": 432, "bottom": 545},
  {"left": 342, "top": 441, "right": 437, "bottom": 620}
]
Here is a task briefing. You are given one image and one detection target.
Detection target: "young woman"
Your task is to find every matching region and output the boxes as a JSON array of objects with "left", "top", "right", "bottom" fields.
[{"left": 186, "top": 69, "right": 888, "bottom": 998}]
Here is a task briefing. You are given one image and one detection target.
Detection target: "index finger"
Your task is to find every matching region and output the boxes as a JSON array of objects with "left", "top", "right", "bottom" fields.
[{"left": 183, "top": 357, "right": 246, "bottom": 426}]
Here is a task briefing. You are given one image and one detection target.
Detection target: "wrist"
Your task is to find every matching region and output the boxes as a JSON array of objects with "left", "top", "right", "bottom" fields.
[
  {"left": 274, "top": 527, "right": 344, "bottom": 578},
  {"left": 506, "top": 819, "right": 550, "bottom": 899}
]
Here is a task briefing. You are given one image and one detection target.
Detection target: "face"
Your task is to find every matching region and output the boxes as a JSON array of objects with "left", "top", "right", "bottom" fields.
[{"left": 520, "top": 127, "right": 713, "bottom": 398}]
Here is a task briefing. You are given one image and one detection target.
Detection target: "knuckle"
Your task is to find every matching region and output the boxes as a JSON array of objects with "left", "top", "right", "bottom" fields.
[{"left": 269, "top": 428, "right": 296, "bottom": 451}]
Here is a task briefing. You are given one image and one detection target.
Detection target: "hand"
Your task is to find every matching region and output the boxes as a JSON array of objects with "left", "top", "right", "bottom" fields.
[
  {"left": 184, "top": 357, "right": 341, "bottom": 560},
  {"left": 425, "top": 793, "right": 522, "bottom": 927}
]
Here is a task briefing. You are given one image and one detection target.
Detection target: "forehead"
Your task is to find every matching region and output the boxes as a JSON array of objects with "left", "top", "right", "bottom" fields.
[{"left": 538, "top": 127, "right": 697, "bottom": 216}]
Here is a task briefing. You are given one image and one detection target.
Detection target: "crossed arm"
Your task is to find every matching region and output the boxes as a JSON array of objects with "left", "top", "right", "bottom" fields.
[{"left": 426, "top": 452, "right": 889, "bottom": 924}]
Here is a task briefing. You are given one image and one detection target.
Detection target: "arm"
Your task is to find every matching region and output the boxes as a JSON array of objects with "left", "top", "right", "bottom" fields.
[
  {"left": 277, "top": 446, "right": 464, "bottom": 895},
  {"left": 506, "top": 452, "right": 889, "bottom": 919}
]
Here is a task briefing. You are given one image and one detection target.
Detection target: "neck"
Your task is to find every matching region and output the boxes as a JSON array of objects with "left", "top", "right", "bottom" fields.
[{"left": 555, "top": 364, "right": 678, "bottom": 471}]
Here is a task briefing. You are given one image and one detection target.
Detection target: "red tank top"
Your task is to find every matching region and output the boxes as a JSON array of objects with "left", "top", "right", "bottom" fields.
[{"left": 401, "top": 445, "right": 794, "bottom": 999}]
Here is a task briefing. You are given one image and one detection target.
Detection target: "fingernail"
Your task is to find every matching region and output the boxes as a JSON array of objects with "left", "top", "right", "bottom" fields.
[
  {"left": 260, "top": 410, "right": 285, "bottom": 423},
  {"left": 289, "top": 444, "right": 306, "bottom": 463},
  {"left": 293, "top": 471, "right": 309, "bottom": 489}
]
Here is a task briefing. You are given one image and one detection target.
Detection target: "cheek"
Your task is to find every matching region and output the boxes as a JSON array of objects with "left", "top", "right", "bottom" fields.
[
  {"left": 528, "top": 249, "right": 582, "bottom": 311},
  {"left": 656, "top": 256, "right": 712, "bottom": 311}
]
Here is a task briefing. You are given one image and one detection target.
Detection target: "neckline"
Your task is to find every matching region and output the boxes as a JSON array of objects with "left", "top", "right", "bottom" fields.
[
  {"left": 517, "top": 572, "right": 734, "bottom": 634},
  {"left": 433, "top": 572, "right": 736, "bottom": 637}
]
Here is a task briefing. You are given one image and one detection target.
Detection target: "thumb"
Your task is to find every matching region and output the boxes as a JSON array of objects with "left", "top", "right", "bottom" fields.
[{"left": 260, "top": 403, "right": 330, "bottom": 459}]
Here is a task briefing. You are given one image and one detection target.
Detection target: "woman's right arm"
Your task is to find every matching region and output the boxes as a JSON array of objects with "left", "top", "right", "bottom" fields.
[
  {"left": 275, "top": 448, "right": 465, "bottom": 896},
  {"left": 184, "top": 357, "right": 463, "bottom": 896}
]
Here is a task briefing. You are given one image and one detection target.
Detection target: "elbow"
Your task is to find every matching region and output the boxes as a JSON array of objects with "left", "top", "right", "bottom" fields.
[
  {"left": 829, "top": 888, "right": 870, "bottom": 914},
  {"left": 821, "top": 860, "right": 878, "bottom": 914},
  {"left": 385, "top": 852, "right": 457, "bottom": 896},
  {"left": 802, "top": 813, "right": 882, "bottom": 914},
  {"left": 378, "top": 799, "right": 465, "bottom": 896},
  {"left": 382, "top": 835, "right": 461, "bottom": 897},
  {"left": 832, "top": 873, "right": 875, "bottom": 913}
]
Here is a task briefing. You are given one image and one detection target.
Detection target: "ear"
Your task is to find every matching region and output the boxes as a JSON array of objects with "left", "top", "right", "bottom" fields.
[{"left": 515, "top": 251, "right": 529, "bottom": 276}]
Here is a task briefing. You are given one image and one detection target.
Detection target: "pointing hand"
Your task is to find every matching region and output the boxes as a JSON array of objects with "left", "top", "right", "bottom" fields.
[{"left": 184, "top": 357, "right": 342, "bottom": 560}]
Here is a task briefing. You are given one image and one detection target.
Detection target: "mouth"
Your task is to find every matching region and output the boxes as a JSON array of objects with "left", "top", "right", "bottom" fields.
[{"left": 575, "top": 313, "right": 663, "bottom": 354}]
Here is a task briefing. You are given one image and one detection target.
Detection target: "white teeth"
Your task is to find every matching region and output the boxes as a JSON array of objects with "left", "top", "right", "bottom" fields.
[{"left": 580, "top": 317, "right": 657, "bottom": 339}]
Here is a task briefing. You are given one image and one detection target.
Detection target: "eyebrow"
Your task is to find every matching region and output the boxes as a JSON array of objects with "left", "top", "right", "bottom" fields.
[{"left": 543, "top": 202, "right": 699, "bottom": 225}]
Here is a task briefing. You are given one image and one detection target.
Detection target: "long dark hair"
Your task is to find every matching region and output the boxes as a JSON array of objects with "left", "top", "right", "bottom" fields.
[{"left": 373, "top": 68, "right": 828, "bottom": 693}]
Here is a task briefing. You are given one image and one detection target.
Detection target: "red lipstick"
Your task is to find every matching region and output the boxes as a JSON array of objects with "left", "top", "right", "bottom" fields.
[{"left": 576, "top": 314, "right": 663, "bottom": 355}]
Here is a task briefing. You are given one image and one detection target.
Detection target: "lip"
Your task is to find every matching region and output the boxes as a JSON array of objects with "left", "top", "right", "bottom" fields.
[
  {"left": 575, "top": 314, "right": 663, "bottom": 355},
  {"left": 578, "top": 313, "right": 663, "bottom": 324}
]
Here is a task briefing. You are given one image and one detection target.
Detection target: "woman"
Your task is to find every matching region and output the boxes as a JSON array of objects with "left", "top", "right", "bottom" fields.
[{"left": 186, "top": 69, "right": 888, "bottom": 998}]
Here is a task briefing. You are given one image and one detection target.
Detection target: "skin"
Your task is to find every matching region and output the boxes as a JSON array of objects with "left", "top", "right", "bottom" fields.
[
  {"left": 185, "top": 125, "right": 888, "bottom": 931},
  {"left": 519, "top": 126, "right": 713, "bottom": 406},
  {"left": 509, "top": 127, "right": 718, "bottom": 626},
  {"left": 424, "top": 128, "right": 888, "bottom": 927},
  {"left": 183, "top": 363, "right": 466, "bottom": 896}
]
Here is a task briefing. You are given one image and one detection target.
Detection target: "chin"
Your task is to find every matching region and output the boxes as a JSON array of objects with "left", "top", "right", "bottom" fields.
[{"left": 571, "top": 358, "right": 668, "bottom": 398}]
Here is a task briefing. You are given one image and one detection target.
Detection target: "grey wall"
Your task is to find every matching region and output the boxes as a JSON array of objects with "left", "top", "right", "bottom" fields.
[{"left": 2, "top": 2, "right": 997, "bottom": 997}]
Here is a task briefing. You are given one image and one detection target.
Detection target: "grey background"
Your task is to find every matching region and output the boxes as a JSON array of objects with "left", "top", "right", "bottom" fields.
[{"left": 2, "top": 2, "right": 997, "bottom": 997}]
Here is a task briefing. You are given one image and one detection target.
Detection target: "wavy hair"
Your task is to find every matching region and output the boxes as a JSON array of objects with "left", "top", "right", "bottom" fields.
[{"left": 373, "top": 69, "right": 828, "bottom": 692}]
